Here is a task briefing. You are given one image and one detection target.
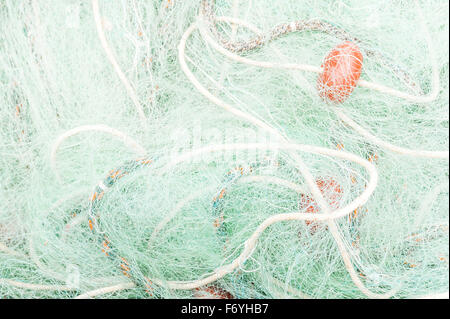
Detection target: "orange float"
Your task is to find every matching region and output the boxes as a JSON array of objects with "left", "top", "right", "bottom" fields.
[{"left": 317, "top": 41, "right": 363, "bottom": 103}]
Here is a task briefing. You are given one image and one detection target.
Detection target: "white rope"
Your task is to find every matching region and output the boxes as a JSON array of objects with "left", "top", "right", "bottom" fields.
[
  {"left": 74, "top": 282, "right": 135, "bottom": 299},
  {"left": 73, "top": 5, "right": 444, "bottom": 297},
  {"left": 148, "top": 143, "right": 399, "bottom": 299},
  {"left": 0, "top": 278, "right": 76, "bottom": 291},
  {"left": 0, "top": 242, "right": 26, "bottom": 259},
  {"left": 92, "top": 0, "right": 147, "bottom": 125},
  {"left": 147, "top": 175, "right": 306, "bottom": 249},
  {"left": 50, "top": 124, "right": 147, "bottom": 182},
  {"left": 334, "top": 110, "right": 448, "bottom": 159}
]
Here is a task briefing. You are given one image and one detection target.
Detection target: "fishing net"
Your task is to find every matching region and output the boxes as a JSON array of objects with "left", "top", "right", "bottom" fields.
[{"left": 0, "top": 0, "right": 448, "bottom": 299}]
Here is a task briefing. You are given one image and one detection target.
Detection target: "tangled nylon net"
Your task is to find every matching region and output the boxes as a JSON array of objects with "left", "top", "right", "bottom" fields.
[{"left": 0, "top": 0, "right": 448, "bottom": 299}]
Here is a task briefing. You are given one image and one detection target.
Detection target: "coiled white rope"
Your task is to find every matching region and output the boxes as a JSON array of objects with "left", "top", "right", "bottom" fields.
[{"left": 24, "top": 1, "right": 444, "bottom": 299}]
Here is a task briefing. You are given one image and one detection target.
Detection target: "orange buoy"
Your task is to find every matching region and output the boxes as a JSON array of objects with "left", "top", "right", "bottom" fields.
[
  {"left": 300, "top": 177, "right": 343, "bottom": 234},
  {"left": 194, "top": 285, "right": 234, "bottom": 299},
  {"left": 317, "top": 41, "right": 363, "bottom": 103}
]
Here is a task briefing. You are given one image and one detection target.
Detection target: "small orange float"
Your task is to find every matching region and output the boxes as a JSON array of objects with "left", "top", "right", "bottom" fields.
[{"left": 317, "top": 41, "right": 363, "bottom": 103}]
